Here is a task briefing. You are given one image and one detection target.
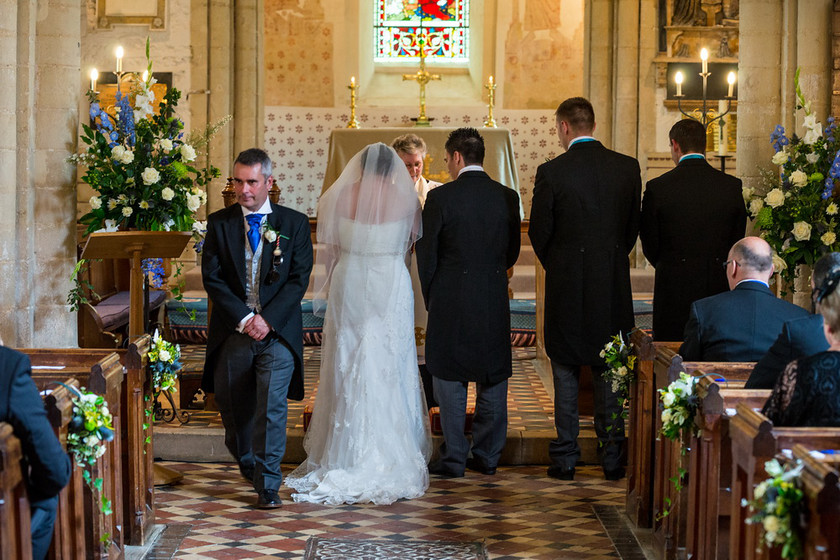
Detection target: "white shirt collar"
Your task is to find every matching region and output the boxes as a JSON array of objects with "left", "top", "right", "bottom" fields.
[
  {"left": 458, "top": 164, "right": 484, "bottom": 177},
  {"left": 735, "top": 278, "right": 769, "bottom": 288},
  {"left": 568, "top": 136, "right": 596, "bottom": 147},
  {"left": 240, "top": 198, "right": 273, "bottom": 217}
]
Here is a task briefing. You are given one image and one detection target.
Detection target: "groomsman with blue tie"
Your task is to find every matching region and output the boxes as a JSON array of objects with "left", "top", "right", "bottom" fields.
[
  {"left": 201, "top": 148, "right": 313, "bottom": 508},
  {"left": 529, "top": 97, "right": 641, "bottom": 481}
]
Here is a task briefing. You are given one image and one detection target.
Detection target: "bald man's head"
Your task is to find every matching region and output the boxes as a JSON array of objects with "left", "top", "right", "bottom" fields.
[{"left": 725, "top": 237, "right": 775, "bottom": 289}]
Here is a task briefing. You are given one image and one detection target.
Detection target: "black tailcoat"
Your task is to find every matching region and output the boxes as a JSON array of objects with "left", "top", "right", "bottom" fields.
[
  {"left": 640, "top": 157, "right": 746, "bottom": 341},
  {"left": 201, "top": 203, "right": 313, "bottom": 400},
  {"left": 528, "top": 140, "right": 642, "bottom": 366},
  {"left": 416, "top": 170, "right": 521, "bottom": 384}
]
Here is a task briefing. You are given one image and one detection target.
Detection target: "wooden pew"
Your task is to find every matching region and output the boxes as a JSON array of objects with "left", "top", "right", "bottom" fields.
[
  {"left": 25, "top": 351, "right": 125, "bottom": 560},
  {"left": 26, "top": 337, "right": 154, "bottom": 547},
  {"left": 0, "top": 423, "right": 33, "bottom": 560},
  {"left": 729, "top": 405, "right": 840, "bottom": 560},
  {"left": 43, "top": 379, "right": 86, "bottom": 560},
  {"left": 651, "top": 347, "right": 755, "bottom": 560},
  {"left": 684, "top": 378, "right": 771, "bottom": 560},
  {"left": 625, "top": 332, "right": 679, "bottom": 528},
  {"left": 792, "top": 444, "right": 840, "bottom": 560}
]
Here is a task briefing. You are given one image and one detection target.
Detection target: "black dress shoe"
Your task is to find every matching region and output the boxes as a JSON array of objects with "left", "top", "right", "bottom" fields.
[
  {"left": 466, "top": 458, "right": 497, "bottom": 476},
  {"left": 428, "top": 461, "right": 464, "bottom": 478},
  {"left": 255, "top": 489, "right": 283, "bottom": 509},
  {"left": 604, "top": 467, "right": 626, "bottom": 481},
  {"left": 547, "top": 465, "right": 575, "bottom": 481}
]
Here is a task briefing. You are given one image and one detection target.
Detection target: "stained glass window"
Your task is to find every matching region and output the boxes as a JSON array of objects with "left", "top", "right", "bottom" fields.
[{"left": 374, "top": 0, "right": 469, "bottom": 63}]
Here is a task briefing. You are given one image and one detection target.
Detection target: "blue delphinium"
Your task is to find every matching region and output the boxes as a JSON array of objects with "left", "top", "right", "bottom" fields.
[
  {"left": 141, "top": 258, "right": 166, "bottom": 289},
  {"left": 115, "top": 90, "right": 136, "bottom": 147},
  {"left": 826, "top": 117, "right": 837, "bottom": 144},
  {"left": 825, "top": 152, "right": 840, "bottom": 199},
  {"left": 770, "top": 124, "right": 790, "bottom": 152}
]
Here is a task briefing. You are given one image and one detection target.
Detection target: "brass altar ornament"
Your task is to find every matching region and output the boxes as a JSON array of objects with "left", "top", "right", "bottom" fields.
[
  {"left": 347, "top": 76, "right": 360, "bottom": 129},
  {"left": 403, "top": 32, "right": 440, "bottom": 127},
  {"left": 484, "top": 75, "right": 497, "bottom": 128}
]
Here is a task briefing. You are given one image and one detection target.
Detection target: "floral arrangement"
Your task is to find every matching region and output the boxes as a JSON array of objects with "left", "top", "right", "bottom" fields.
[
  {"left": 744, "top": 68, "right": 840, "bottom": 286},
  {"left": 72, "top": 38, "right": 224, "bottom": 235},
  {"left": 148, "top": 329, "right": 182, "bottom": 393},
  {"left": 62, "top": 383, "right": 115, "bottom": 520},
  {"left": 658, "top": 371, "right": 701, "bottom": 441},
  {"left": 742, "top": 458, "right": 804, "bottom": 559},
  {"left": 600, "top": 331, "right": 636, "bottom": 397}
]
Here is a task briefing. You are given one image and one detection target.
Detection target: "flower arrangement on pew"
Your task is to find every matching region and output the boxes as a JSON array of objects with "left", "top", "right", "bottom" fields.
[
  {"left": 61, "top": 383, "right": 115, "bottom": 532},
  {"left": 149, "top": 329, "right": 182, "bottom": 394},
  {"left": 600, "top": 331, "right": 636, "bottom": 439},
  {"left": 744, "top": 68, "right": 840, "bottom": 287},
  {"left": 742, "top": 458, "right": 804, "bottom": 560},
  {"left": 659, "top": 371, "right": 701, "bottom": 442},
  {"left": 657, "top": 370, "right": 702, "bottom": 518}
]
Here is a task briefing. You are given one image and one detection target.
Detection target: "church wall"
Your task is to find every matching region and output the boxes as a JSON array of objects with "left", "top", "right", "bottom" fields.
[{"left": 263, "top": 0, "right": 587, "bottom": 217}]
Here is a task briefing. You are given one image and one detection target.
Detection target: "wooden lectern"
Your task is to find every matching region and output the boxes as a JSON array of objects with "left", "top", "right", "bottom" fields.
[
  {"left": 80, "top": 231, "right": 192, "bottom": 338},
  {"left": 80, "top": 231, "right": 192, "bottom": 487}
]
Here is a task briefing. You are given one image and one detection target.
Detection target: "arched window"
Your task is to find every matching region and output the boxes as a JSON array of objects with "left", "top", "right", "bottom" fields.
[{"left": 374, "top": 0, "right": 470, "bottom": 63}]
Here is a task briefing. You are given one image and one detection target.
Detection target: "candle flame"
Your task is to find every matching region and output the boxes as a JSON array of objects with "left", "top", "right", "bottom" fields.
[
  {"left": 700, "top": 48, "right": 708, "bottom": 61},
  {"left": 115, "top": 46, "right": 124, "bottom": 59},
  {"left": 727, "top": 71, "right": 736, "bottom": 85},
  {"left": 90, "top": 68, "right": 98, "bottom": 81},
  {"left": 674, "top": 71, "right": 683, "bottom": 84}
]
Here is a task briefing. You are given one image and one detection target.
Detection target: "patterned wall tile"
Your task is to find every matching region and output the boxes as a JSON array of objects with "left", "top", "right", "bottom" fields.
[{"left": 264, "top": 107, "right": 562, "bottom": 217}]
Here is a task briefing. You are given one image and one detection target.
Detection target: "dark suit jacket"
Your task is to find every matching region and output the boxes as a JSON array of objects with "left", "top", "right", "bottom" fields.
[
  {"left": 745, "top": 314, "right": 828, "bottom": 389},
  {"left": 0, "top": 347, "right": 71, "bottom": 502},
  {"left": 201, "top": 203, "right": 313, "bottom": 400},
  {"left": 679, "top": 281, "right": 811, "bottom": 361},
  {"left": 640, "top": 157, "right": 746, "bottom": 341},
  {"left": 416, "top": 170, "right": 521, "bottom": 384},
  {"left": 528, "top": 140, "right": 641, "bottom": 365}
]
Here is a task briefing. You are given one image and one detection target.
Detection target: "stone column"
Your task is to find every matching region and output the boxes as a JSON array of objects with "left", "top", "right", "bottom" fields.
[
  {"left": 585, "top": 0, "right": 615, "bottom": 150},
  {"left": 611, "top": 0, "right": 640, "bottom": 157},
  {"left": 233, "top": 0, "right": 264, "bottom": 155},
  {"left": 794, "top": 0, "right": 832, "bottom": 127},
  {"left": 737, "top": 0, "right": 785, "bottom": 198},
  {"left": 31, "top": 0, "right": 81, "bottom": 346}
]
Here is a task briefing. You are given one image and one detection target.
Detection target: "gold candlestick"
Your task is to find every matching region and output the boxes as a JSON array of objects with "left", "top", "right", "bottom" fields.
[
  {"left": 484, "top": 75, "right": 497, "bottom": 128},
  {"left": 347, "top": 76, "right": 360, "bottom": 129}
]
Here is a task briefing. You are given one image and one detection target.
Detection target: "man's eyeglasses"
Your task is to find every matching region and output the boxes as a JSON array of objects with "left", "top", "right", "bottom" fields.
[{"left": 722, "top": 259, "right": 738, "bottom": 269}]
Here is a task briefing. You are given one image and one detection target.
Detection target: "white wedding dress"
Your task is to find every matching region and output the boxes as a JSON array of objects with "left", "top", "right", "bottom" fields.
[{"left": 285, "top": 218, "right": 433, "bottom": 505}]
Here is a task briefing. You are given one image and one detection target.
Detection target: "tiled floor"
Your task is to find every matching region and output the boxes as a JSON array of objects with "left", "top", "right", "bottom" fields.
[{"left": 150, "top": 462, "right": 645, "bottom": 559}]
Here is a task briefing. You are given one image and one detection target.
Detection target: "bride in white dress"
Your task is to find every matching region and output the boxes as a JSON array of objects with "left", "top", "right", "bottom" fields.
[{"left": 285, "top": 143, "right": 432, "bottom": 505}]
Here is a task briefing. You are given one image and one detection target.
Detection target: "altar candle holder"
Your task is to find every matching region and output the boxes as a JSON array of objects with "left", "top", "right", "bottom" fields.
[
  {"left": 484, "top": 75, "right": 497, "bottom": 128},
  {"left": 347, "top": 76, "right": 360, "bottom": 129}
]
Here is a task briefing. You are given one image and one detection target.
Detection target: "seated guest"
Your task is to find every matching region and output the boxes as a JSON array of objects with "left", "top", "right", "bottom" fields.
[
  {"left": 0, "top": 344, "right": 72, "bottom": 560},
  {"left": 679, "top": 236, "right": 809, "bottom": 361},
  {"left": 392, "top": 133, "right": 442, "bottom": 206},
  {"left": 762, "top": 263, "right": 840, "bottom": 426},
  {"left": 746, "top": 252, "right": 840, "bottom": 388}
]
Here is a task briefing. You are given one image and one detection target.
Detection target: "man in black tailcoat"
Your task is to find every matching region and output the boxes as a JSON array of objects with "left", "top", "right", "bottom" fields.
[
  {"left": 0, "top": 345, "right": 71, "bottom": 559},
  {"left": 416, "top": 127, "right": 521, "bottom": 478},
  {"left": 640, "top": 118, "right": 746, "bottom": 341},
  {"left": 202, "top": 148, "right": 313, "bottom": 508},
  {"left": 529, "top": 97, "right": 641, "bottom": 481}
]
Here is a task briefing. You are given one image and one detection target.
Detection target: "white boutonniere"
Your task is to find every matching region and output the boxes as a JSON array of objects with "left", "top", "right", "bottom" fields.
[{"left": 264, "top": 229, "right": 277, "bottom": 243}]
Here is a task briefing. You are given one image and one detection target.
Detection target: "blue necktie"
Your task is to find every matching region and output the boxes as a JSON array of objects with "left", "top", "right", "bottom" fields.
[{"left": 246, "top": 213, "right": 263, "bottom": 253}]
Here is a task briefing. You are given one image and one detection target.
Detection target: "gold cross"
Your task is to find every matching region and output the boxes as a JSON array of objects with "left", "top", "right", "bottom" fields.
[{"left": 403, "top": 32, "right": 440, "bottom": 127}]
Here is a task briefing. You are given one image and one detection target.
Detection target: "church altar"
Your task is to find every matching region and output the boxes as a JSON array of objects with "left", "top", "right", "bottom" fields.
[{"left": 322, "top": 127, "right": 521, "bottom": 197}]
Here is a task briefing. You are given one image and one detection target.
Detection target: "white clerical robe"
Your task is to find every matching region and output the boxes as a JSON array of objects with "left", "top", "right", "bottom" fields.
[{"left": 411, "top": 175, "right": 442, "bottom": 363}]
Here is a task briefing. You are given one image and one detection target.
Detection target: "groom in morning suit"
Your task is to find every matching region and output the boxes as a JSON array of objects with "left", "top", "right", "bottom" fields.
[
  {"left": 640, "top": 118, "right": 746, "bottom": 341},
  {"left": 529, "top": 97, "right": 641, "bottom": 481},
  {"left": 202, "top": 148, "right": 313, "bottom": 508},
  {"left": 416, "top": 127, "right": 521, "bottom": 478}
]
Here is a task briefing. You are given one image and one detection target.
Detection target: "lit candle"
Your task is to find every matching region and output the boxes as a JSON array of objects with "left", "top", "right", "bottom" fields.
[
  {"left": 489, "top": 75, "right": 494, "bottom": 86},
  {"left": 718, "top": 100, "right": 728, "bottom": 156},
  {"left": 700, "top": 48, "right": 708, "bottom": 74},
  {"left": 350, "top": 76, "right": 355, "bottom": 87},
  {"left": 727, "top": 71, "right": 736, "bottom": 98},
  {"left": 115, "top": 45, "right": 124, "bottom": 74},
  {"left": 90, "top": 68, "right": 98, "bottom": 92},
  {"left": 674, "top": 71, "right": 683, "bottom": 97}
]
